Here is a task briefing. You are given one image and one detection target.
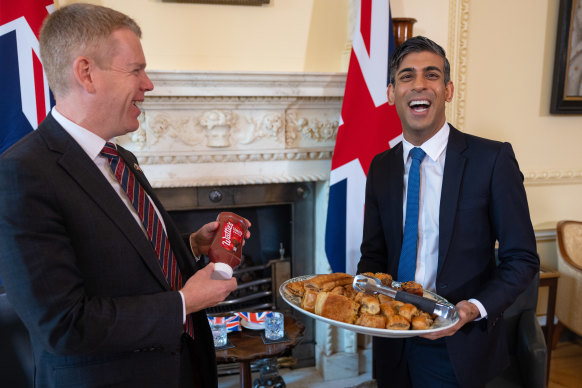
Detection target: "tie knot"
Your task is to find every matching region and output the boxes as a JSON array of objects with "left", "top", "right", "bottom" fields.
[
  {"left": 409, "top": 147, "right": 426, "bottom": 162},
  {"left": 101, "top": 142, "right": 119, "bottom": 159}
]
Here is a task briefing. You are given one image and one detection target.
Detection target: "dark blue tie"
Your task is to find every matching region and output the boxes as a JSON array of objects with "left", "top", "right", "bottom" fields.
[{"left": 398, "top": 147, "right": 426, "bottom": 282}]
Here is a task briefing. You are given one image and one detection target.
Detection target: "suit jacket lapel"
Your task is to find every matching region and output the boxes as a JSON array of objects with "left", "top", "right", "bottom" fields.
[
  {"left": 387, "top": 143, "right": 404, "bottom": 270},
  {"left": 438, "top": 125, "right": 467, "bottom": 273},
  {"left": 117, "top": 147, "right": 195, "bottom": 279},
  {"left": 40, "top": 115, "right": 171, "bottom": 290}
]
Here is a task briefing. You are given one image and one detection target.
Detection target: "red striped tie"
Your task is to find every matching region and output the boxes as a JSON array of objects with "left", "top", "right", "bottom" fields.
[{"left": 101, "top": 142, "right": 194, "bottom": 338}]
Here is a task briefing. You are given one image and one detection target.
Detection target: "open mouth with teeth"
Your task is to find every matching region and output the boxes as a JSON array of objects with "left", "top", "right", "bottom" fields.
[{"left": 409, "top": 99, "right": 431, "bottom": 112}]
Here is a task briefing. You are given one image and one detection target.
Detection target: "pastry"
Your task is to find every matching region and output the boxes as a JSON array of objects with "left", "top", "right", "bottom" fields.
[
  {"left": 402, "top": 281, "right": 423, "bottom": 296},
  {"left": 356, "top": 314, "right": 386, "bottom": 329},
  {"left": 360, "top": 295, "right": 381, "bottom": 315},
  {"left": 386, "top": 314, "right": 410, "bottom": 330},
  {"left": 301, "top": 288, "right": 319, "bottom": 313},
  {"left": 411, "top": 313, "right": 434, "bottom": 330},
  {"left": 286, "top": 279, "right": 306, "bottom": 297},
  {"left": 314, "top": 292, "right": 360, "bottom": 324},
  {"left": 377, "top": 294, "right": 394, "bottom": 304},
  {"left": 305, "top": 273, "right": 353, "bottom": 291},
  {"left": 330, "top": 286, "right": 346, "bottom": 296},
  {"left": 353, "top": 291, "right": 367, "bottom": 303},
  {"left": 343, "top": 284, "right": 357, "bottom": 299},
  {"left": 294, "top": 272, "right": 437, "bottom": 331},
  {"left": 379, "top": 302, "right": 397, "bottom": 318},
  {"left": 397, "top": 303, "right": 419, "bottom": 321},
  {"left": 374, "top": 272, "right": 393, "bottom": 287}
]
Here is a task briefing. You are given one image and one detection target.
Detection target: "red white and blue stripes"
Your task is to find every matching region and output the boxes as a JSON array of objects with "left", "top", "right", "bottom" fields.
[{"left": 101, "top": 142, "right": 194, "bottom": 337}]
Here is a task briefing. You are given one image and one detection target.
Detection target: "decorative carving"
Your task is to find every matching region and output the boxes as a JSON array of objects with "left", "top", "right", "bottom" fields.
[
  {"left": 285, "top": 112, "right": 339, "bottom": 147},
  {"left": 524, "top": 169, "right": 582, "bottom": 186},
  {"left": 139, "top": 112, "right": 204, "bottom": 147},
  {"left": 446, "top": 0, "right": 470, "bottom": 129},
  {"left": 237, "top": 113, "right": 284, "bottom": 145},
  {"left": 138, "top": 150, "right": 332, "bottom": 165},
  {"left": 199, "top": 110, "right": 236, "bottom": 147},
  {"left": 147, "top": 173, "right": 332, "bottom": 188}
]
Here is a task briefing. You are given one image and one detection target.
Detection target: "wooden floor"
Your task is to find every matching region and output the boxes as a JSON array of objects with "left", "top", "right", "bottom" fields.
[{"left": 549, "top": 338, "right": 582, "bottom": 388}]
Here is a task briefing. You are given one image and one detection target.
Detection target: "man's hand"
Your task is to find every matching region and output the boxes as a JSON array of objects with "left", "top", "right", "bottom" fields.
[
  {"left": 419, "top": 300, "right": 480, "bottom": 340},
  {"left": 189, "top": 218, "right": 251, "bottom": 257},
  {"left": 180, "top": 263, "right": 238, "bottom": 314}
]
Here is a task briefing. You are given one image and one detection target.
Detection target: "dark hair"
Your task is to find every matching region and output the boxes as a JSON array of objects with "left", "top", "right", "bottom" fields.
[{"left": 389, "top": 36, "right": 451, "bottom": 85}]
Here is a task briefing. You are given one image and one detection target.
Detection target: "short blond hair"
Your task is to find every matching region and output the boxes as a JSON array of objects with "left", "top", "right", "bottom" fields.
[{"left": 40, "top": 3, "right": 141, "bottom": 96}]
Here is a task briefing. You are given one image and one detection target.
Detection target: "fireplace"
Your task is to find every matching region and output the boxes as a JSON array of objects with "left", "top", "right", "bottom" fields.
[
  {"left": 118, "top": 71, "right": 367, "bottom": 379},
  {"left": 156, "top": 182, "right": 316, "bottom": 368}
]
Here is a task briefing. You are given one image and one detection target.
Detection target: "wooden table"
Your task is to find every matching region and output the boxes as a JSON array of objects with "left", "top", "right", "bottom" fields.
[
  {"left": 539, "top": 267, "right": 560, "bottom": 384},
  {"left": 215, "top": 315, "right": 305, "bottom": 388}
]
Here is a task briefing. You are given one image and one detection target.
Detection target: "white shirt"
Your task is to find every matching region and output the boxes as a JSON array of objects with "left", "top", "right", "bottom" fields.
[
  {"left": 401, "top": 123, "right": 448, "bottom": 293},
  {"left": 402, "top": 123, "right": 487, "bottom": 319},
  {"left": 52, "top": 108, "right": 187, "bottom": 321}
]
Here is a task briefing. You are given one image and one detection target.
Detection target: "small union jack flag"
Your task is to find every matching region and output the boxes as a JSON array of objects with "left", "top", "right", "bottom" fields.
[
  {"left": 207, "top": 315, "right": 241, "bottom": 332},
  {"left": 234, "top": 311, "right": 271, "bottom": 324}
]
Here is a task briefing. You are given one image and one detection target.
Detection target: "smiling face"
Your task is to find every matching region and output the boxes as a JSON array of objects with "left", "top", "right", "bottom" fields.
[
  {"left": 387, "top": 51, "right": 454, "bottom": 145},
  {"left": 91, "top": 28, "right": 153, "bottom": 139}
]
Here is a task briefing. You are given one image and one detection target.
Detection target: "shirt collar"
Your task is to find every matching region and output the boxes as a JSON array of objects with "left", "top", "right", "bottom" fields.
[
  {"left": 51, "top": 107, "right": 110, "bottom": 160},
  {"left": 402, "top": 122, "right": 450, "bottom": 163}
]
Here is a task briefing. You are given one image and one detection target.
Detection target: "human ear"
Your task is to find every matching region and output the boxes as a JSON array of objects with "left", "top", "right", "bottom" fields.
[
  {"left": 387, "top": 83, "right": 395, "bottom": 105},
  {"left": 445, "top": 81, "right": 454, "bottom": 102},
  {"left": 72, "top": 57, "right": 96, "bottom": 94}
]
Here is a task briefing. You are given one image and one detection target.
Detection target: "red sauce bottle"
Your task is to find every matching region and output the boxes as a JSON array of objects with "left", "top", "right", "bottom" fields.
[{"left": 208, "top": 212, "right": 248, "bottom": 279}]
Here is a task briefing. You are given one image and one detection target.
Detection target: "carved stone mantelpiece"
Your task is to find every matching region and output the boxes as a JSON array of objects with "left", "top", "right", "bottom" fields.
[{"left": 117, "top": 71, "right": 345, "bottom": 187}]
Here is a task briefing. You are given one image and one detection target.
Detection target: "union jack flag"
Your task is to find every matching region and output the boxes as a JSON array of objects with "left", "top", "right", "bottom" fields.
[
  {"left": 235, "top": 311, "right": 271, "bottom": 324},
  {"left": 0, "top": 0, "right": 55, "bottom": 155},
  {"left": 325, "top": 0, "right": 402, "bottom": 274},
  {"left": 207, "top": 315, "right": 241, "bottom": 332}
]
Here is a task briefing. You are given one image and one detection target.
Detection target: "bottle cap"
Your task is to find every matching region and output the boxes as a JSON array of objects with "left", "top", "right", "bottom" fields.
[{"left": 212, "top": 262, "right": 233, "bottom": 280}]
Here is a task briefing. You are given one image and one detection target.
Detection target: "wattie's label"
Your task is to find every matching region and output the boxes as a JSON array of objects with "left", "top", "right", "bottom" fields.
[{"left": 220, "top": 220, "right": 244, "bottom": 252}]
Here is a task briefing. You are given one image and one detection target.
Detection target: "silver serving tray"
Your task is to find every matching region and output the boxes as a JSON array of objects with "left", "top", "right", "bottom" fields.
[{"left": 280, "top": 275, "right": 460, "bottom": 338}]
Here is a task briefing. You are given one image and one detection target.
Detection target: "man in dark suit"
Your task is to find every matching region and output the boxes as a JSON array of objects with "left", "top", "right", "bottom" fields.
[
  {"left": 357, "top": 36, "right": 539, "bottom": 388},
  {"left": 0, "top": 4, "right": 243, "bottom": 388}
]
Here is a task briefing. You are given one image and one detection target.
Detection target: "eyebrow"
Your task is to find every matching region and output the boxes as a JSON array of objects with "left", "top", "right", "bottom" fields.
[
  {"left": 397, "top": 65, "right": 443, "bottom": 75},
  {"left": 128, "top": 62, "right": 147, "bottom": 70}
]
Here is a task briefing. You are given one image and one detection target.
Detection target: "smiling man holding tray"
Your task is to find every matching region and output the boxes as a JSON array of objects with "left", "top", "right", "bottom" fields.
[{"left": 356, "top": 36, "right": 539, "bottom": 388}]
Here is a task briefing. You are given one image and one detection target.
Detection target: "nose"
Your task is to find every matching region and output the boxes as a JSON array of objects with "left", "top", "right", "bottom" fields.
[
  {"left": 142, "top": 71, "right": 154, "bottom": 92},
  {"left": 411, "top": 76, "right": 426, "bottom": 92}
]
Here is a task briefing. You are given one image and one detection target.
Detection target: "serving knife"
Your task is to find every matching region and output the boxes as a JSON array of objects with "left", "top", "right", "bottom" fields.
[{"left": 353, "top": 274, "right": 458, "bottom": 321}]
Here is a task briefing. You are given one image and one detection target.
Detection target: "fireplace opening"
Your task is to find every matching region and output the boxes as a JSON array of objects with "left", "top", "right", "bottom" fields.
[
  {"left": 155, "top": 182, "right": 316, "bottom": 369},
  {"left": 170, "top": 204, "right": 292, "bottom": 314}
]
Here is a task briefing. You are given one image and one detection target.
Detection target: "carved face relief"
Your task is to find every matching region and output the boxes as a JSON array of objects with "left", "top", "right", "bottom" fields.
[
  {"left": 206, "top": 125, "right": 231, "bottom": 147},
  {"left": 200, "top": 110, "right": 234, "bottom": 147}
]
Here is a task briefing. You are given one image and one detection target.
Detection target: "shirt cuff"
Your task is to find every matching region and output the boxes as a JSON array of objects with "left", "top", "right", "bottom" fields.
[
  {"left": 189, "top": 235, "right": 202, "bottom": 262},
  {"left": 178, "top": 291, "right": 186, "bottom": 324},
  {"left": 468, "top": 298, "right": 487, "bottom": 321}
]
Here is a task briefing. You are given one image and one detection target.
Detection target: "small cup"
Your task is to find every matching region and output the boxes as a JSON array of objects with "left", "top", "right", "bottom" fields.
[
  {"left": 265, "top": 312, "right": 284, "bottom": 340},
  {"left": 210, "top": 322, "right": 227, "bottom": 347}
]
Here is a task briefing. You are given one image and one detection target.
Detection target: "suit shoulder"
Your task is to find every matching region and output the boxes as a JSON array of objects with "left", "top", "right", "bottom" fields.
[
  {"left": 463, "top": 132, "right": 507, "bottom": 149},
  {"left": 370, "top": 142, "right": 401, "bottom": 165},
  {"left": 451, "top": 128, "right": 514, "bottom": 159},
  {"left": 0, "top": 130, "right": 45, "bottom": 162}
]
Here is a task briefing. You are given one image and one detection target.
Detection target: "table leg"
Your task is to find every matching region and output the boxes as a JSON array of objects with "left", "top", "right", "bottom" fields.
[
  {"left": 539, "top": 275, "right": 559, "bottom": 386},
  {"left": 545, "top": 277, "right": 558, "bottom": 386},
  {"left": 545, "top": 278, "right": 557, "bottom": 348},
  {"left": 239, "top": 360, "right": 252, "bottom": 388}
]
